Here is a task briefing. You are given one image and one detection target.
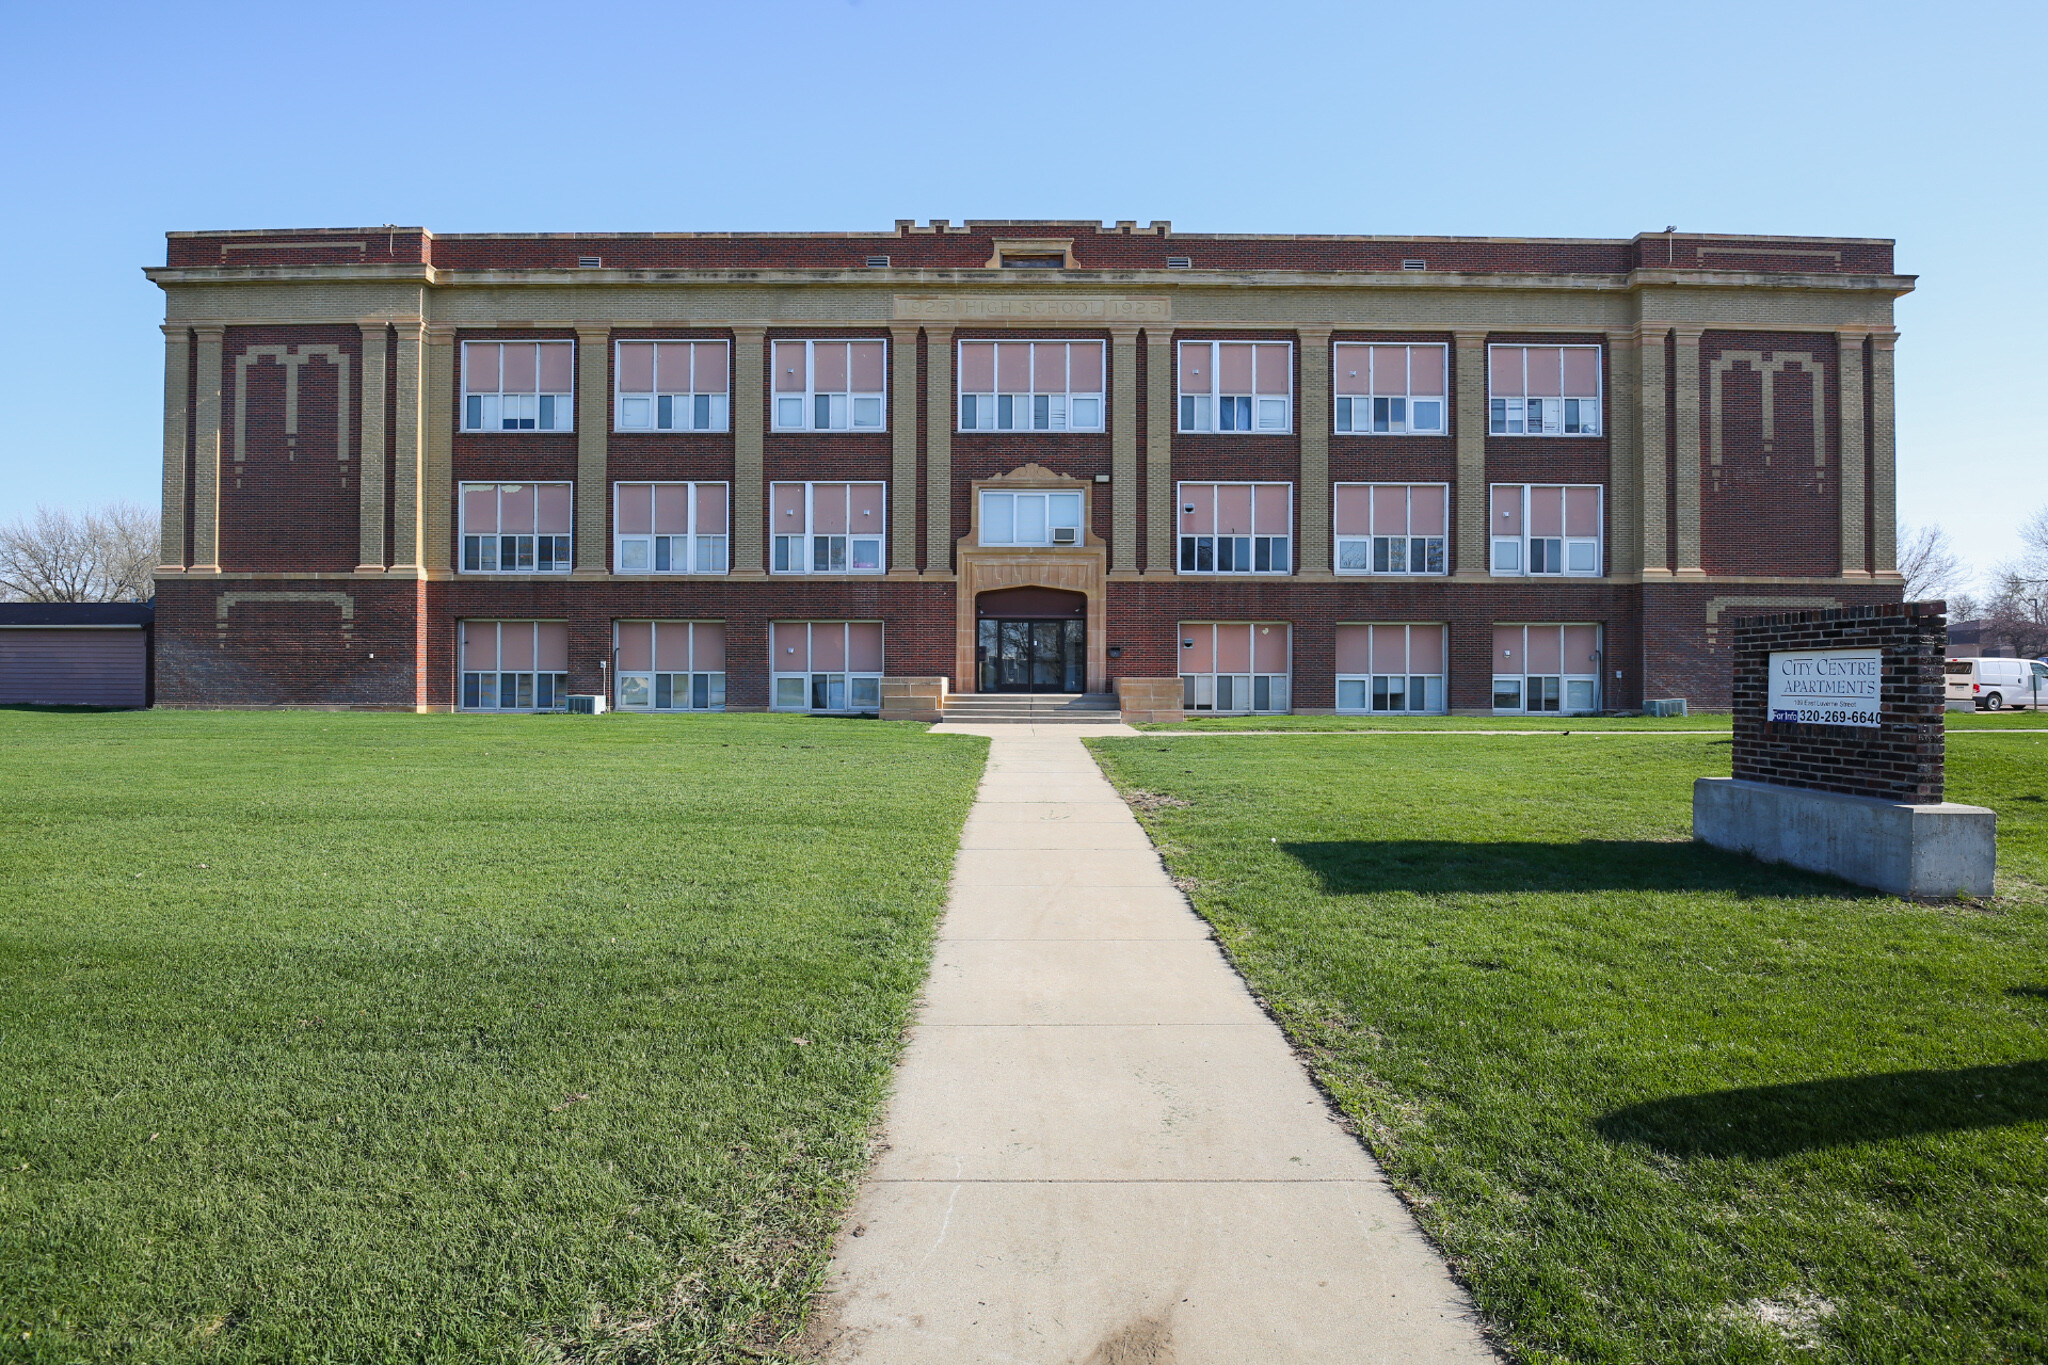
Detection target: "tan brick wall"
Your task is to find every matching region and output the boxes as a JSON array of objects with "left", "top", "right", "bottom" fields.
[
  {"left": 923, "top": 326, "right": 954, "bottom": 572},
  {"left": 1639, "top": 327, "right": 1670, "bottom": 574},
  {"left": 1110, "top": 326, "right": 1140, "bottom": 572},
  {"left": 890, "top": 324, "right": 920, "bottom": 572},
  {"left": 190, "top": 326, "right": 225, "bottom": 571},
  {"left": 1296, "top": 328, "right": 1331, "bottom": 574},
  {"left": 1871, "top": 334, "right": 1898, "bottom": 573},
  {"left": 1673, "top": 326, "right": 1705, "bottom": 574},
  {"left": 356, "top": 323, "right": 388, "bottom": 570},
  {"left": 573, "top": 326, "right": 610, "bottom": 575},
  {"left": 1837, "top": 331, "right": 1867, "bottom": 575},
  {"left": 158, "top": 325, "right": 190, "bottom": 569},
  {"left": 1453, "top": 330, "right": 1487, "bottom": 577},
  {"left": 1605, "top": 328, "right": 1640, "bottom": 576},
  {"left": 406, "top": 325, "right": 442, "bottom": 575},
  {"left": 1144, "top": 331, "right": 1172, "bottom": 573},
  {"left": 731, "top": 325, "right": 767, "bottom": 575}
]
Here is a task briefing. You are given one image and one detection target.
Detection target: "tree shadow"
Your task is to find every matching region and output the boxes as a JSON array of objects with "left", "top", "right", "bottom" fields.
[
  {"left": 2008, "top": 986, "right": 2048, "bottom": 1001},
  {"left": 1281, "top": 840, "right": 1864, "bottom": 898}
]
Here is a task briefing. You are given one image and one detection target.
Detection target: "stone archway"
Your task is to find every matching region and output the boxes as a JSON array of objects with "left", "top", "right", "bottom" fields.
[{"left": 954, "top": 464, "right": 1107, "bottom": 692}]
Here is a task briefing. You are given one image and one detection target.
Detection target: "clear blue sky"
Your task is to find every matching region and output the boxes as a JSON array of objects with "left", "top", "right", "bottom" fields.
[{"left": 2, "top": 0, "right": 2040, "bottom": 588}]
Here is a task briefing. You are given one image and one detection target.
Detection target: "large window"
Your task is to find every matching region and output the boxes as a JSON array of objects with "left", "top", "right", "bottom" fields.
[
  {"left": 771, "top": 482, "right": 886, "bottom": 574},
  {"left": 460, "top": 483, "right": 572, "bottom": 574},
  {"left": 1489, "top": 345, "right": 1601, "bottom": 436},
  {"left": 958, "top": 341, "right": 1105, "bottom": 432},
  {"left": 1180, "top": 623, "right": 1291, "bottom": 713},
  {"left": 460, "top": 620, "right": 569, "bottom": 711},
  {"left": 1335, "top": 624, "right": 1447, "bottom": 714},
  {"left": 1490, "top": 485, "right": 1603, "bottom": 577},
  {"left": 1334, "top": 343, "right": 1446, "bottom": 434},
  {"left": 1334, "top": 484, "right": 1446, "bottom": 575},
  {"left": 613, "top": 482, "right": 727, "bottom": 574},
  {"left": 771, "top": 621, "right": 884, "bottom": 713},
  {"left": 980, "top": 489, "right": 1085, "bottom": 547},
  {"left": 615, "top": 341, "right": 729, "bottom": 432},
  {"left": 772, "top": 340, "right": 887, "bottom": 431},
  {"left": 1493, "top": 624, "right": 1602, "bottom": 715},
  {"left": 615, "top": 621, "right": 725, "bottom": 712},
  {"left": 463, "top": 341, "right": 574, "bottom": 432},
  {"left": 1178, "top": 482, "right": 1291, "bottom": 574},
  {"left": 1178, "top": 341, "right": 1292, "bottom": 433}
]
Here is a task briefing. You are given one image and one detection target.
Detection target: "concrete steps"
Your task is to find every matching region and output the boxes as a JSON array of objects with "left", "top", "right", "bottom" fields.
[{"left": 940, "top": 693, "right": 1122, "bottom": 725}]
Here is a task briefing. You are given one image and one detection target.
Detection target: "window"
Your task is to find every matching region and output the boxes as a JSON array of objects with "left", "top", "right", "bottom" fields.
[
  {"left": 1180, "top": 623, "right": 1290, "bottom": 713},
  {"left": 613, "top": 482, "right": 727, "bottom": 574},
  {"left": 1001, "top": 253, "right": 1065, "bottom": 268},
  {"left": 615, "top": 621, "right": 725, "bottom": 712},
  {"left": 1334, "top": 484, "right": 1447, "bottom": 575},
  {"left": 1489, "top": 345, "right": 1601, "bottom": 435},
  {"left": 460, "top": 483, "right": 572, "bottom": 574},
  {"left": 771, "top": 621, "right": 884, "bottom": 713},
  {"left": 1333, "top": 343, "right": 1446, "bottom": 434},
  {"left": 1493, "top": 624, "right": 1602, "bottom": 714},
  {"left": 1178, "top": 341, "right": 1292, "bottom": 433},
  {"left": 463, "top": 342, "right": 574, "bottom": 432},
  {"left": 1178, "top": 482, "right": 1291, "bottom": 574},
  {"left": 1335, "top": 624, "right": 1447, "bottom": 714},
  {"left": 958, "top": 341, "right": 1105, "bottom": 432},
  {"left": 772, "top": 340, "right": 887, "bottom": 431},
  {"left": 460, "top": 621, "right": 569, "bottom": 711},
  {"left": 1490, "top": 485, "right": 1602, "bottom": 577},
  {"left": 980, "top": 489, "right": 1085, "bottom": 547},
  {"left": 771, "top": 482, "right": 886, "bottom": 574},
  {"left": 615, "top": 341, "right": 729, "bottom": 432}
]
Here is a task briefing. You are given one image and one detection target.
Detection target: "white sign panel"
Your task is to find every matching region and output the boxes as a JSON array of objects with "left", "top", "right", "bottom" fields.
[{"left": 1768, "top": 648, "right": 1881, "bottom": 727}]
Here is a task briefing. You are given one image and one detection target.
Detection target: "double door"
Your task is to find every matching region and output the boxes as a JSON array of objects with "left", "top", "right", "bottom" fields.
[{"left": 977, "top": 618, "right": 1085, "bottom": 693}]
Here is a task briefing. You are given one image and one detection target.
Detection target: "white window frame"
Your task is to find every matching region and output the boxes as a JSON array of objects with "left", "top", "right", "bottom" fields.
[
  {"left": 1489, "top": 484, "right": 1604, "bottom": 578},
  {"left": 1177, "top": 481, "right": 1293, "bottom": 575},
  {"left": 770, "top": 622, "right": 884, "bottom": 714},
  {"left": 1179, "top": 623, "right": 1292, "bottom": 715},
  {"left": 1488, "top": 344, "right": 1603, "bottom": 436},
  {"left": 978, "top": 488, "right": 1087, "bottom": 547},
  {"left": 1335, "top": 624, "right": 1448, "bottom": 715},
  {"left": 771, "top": 339, "right": 888, "bottom": 432},
  {"left": 459, "top": 621, "right": 569, "bottom": 713},
  {"left": 1333, "top": 342, "right": 1448, "bottom": 435},
  {"left": 1492, "top": 624, "right": 1603, "bottom": 716},
  {"left": 1177, "top": 340, "right": 1293, "bottom": 434},
  {"left": 770, "top": 482, "right": 888, "bottom": 575},
  {"left": 459, "top": 482, "right": 573, "bottom": 575},
  {"left": 462, "top": 341, "right": 575, "bottom": 433},
  {"left": 956, "top": 340, "right": 1106, "bottom": 432},
  {"left": 1334, "top": 483, "right": 1448, "bottom": 576},
  {"left": 612, "top": 482, "right": 728, "bottom": 576},
  {"left": 613, "top": 621, "right": 726, "bottom": 713},
  {"left": 613, "top": 340, "right": 730, "bottom": 433}
]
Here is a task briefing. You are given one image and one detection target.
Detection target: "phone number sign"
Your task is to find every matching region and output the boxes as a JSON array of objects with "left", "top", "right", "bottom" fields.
[{"left": 1768, "top": 648, "right": 1882, "bottom": 726}]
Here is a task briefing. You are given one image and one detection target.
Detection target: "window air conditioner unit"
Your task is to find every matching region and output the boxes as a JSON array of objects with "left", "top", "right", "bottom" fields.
[
  {"left": 1166, "top": 256, "right": 1193, "bottom": 269},
  {"left": 1052, "top": 526, "right": 1079, "bottom": 545},
  {"left": 566, "top": 694, "right": 607, "bottom": 715},
  {"left": 866, "top": 254, "right": 891, "bottom": 267}
]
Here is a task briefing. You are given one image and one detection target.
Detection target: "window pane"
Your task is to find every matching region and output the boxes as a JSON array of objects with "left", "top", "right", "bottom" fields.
[
  {"left": 1017, "top": 494, "right": 1046, "bottom": 544},
  {"left": 1048, "top": 493, "right": 1082, "bottom": 530},
  {"left": 982, "top": 492, "right": 1015, "bottom": 543}
]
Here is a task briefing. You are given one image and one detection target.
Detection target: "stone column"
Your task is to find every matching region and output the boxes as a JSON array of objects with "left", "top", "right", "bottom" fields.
[
  {"left": 1603, "top": 330, "right": 1639, "bottom": 576},
  {"left": 1639, "top": 326, "right": 1670, "bottom": 575},
  {"left": 1451, "top": 329, "right": 1489, "bottom": 579},
  {"left": 573, "top": 325, "right": 611, "bottom": 577},
  {"left": 1871, "top": 332, "right": 1899, "bottom": 575},
  {"left": 924, "top": 325, "right": 954, "bottom": 573},
  {"left": 157, "top": 325, "right": 191, "bottom": 571},
  {"left": 356, "top": 322, "right": 389, "bottom": 571},
  {"left": 1673, "top": 326, "right": 1706, "bottom": 577},
  {"left": 1144, "top": 330, "right": 1173, "bottom": 573},
  {"left": 1296, "top": 327, "right": 1331, "bottom": 574},
  {"left": 889, "top": 324, "right": 921, "bottom": 574},
  {"left": 188, "top": 325, "right": 225, "bottom": 572},
  {"left": 397, "top": 323, "right": 440, "bottom": 574},
  {"left": 1836, "top": 331, "right": 1868, "bottom": 577},
  {"left": 1109, "top": 325, "right": 1140, "bottom": 572},
  {"left": 730, "top": 325, "right": 768, "bottom": 576}
]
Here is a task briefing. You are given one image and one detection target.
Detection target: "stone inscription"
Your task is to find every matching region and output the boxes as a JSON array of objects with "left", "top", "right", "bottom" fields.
[{"left": 894, "top": 294, "right": 1170, "bottom": 323}]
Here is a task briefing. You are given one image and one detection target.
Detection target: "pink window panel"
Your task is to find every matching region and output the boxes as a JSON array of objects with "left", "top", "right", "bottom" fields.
[
  {"left": 1216, "top": 624, "right": 1253, "bottom": 674},
  {"left": 1068, "top": 342, "right": 1104, "bottom": 392},
  {"left": 1494, "top": 626, "right": 1522, "bottom": 671},
  {"left": 1335, "top": 625, "right": 1372, "bottom": 673},
  {"left": 995, "top": 343, "right": 1031, "bottom": 392},
  {"left": 499, "top": 485, "right": 536, "bottom": 533},
  {"left": 849, "top": 482, "right": 885, "bottom": 526},
  {"left": 1410, "top": 625, "right": 1446, "bottom": 675},
  {"left": 1563, "top": 625, "right": 1601, "bottom": 672},
  {"left": 463, "top": 486, "right": 500, "bottom": 533},
  {"left": 1218, "top": 344, "right": 1255, "bottom": 392},
  {"left": 693, "top": 623, "right": 726, "bottom": 672},
  {"left": 536, "top": 623, "right": 569, "bottom": 673},
  {"left": 1179, "top": 344, "right": 1209, "bottom": 390},
  {"left": 773, "top": 342, "right": 807, "bottom": 392},
  {"left": 617, "top": 622, "right": 654, "bottom": 672},
  {"left": 849, "top": 622, "right": 884, "bottom": 673},
  {"left": 1254, "top": 344, "right": 1290, "bottom": 395},
  {"left": 811, "top": 624, "right": 847, "bottom": 671},
  {"left": 1562, "top": 348, "right": 1600, "bottom": 399},
  {"left": 460, "top": 622, "right": 495, "bottom": 671},
  {"left": 812, "top": 484, "right": 849, "bottom": 534},
  {"left": 1253, "top": 624, "right": 1289, "bottom": 674},
  {"left": 1179, "top": 625, "right": 1213, "bottom": 673},
  {"left": 1489, "top": 348, "right": 1524, "bottom": 397},
  {"left": 1254, "top": 485, "right": 1290, "bottom": 535},
  {"left": 499, "top": 623, "right": 536, "bottom": 670},
  {"left": 464, "top": 344, "right": 499, "bottom": 394},
  {"left": 537, "top": 344, "right": 573, "bottom": 392},
  {"left": 1565, "top": 487, "right": 1600, "bottom": 537},
  {"left": 653, "top": 483, "right": 691, "bottom": 535},
  {"left": 1032, "top": 343, "right": 1065, "bottom": 392},
  {"left": 960, "top": 342, "right": 996, "bottom": 391},
  {"left": 501, "top": 344, "right": 538, "bottom": 394},
  {"left": 1410, "top": 485, "right": 1447, "bottom": 534},
  {"left": 1492, "top": 485, "right": 1525, "bottom": 536},
  {"left": 1529, "top": 487, "right": 1565, "bottom": 538},
  {"left": 616, "top": 484, "right": 654, "bottom": 535},
  {"left": 1180, "top": 484, "right": 1216, "bottom": 535},
  {"left": 1334, "top": 344, "right": 1371, "bottom": 396},
  {"left": 813, "top": 343, "right": 849, "bottom": 393},
  {"left": 1371, "top": 346, "right": 1409, "bottom": 395},
  {"left": 536, "top": 484, "right": 572, "bottom": 534},
  {"left": 617, "top": 343, "right": 656, "bottom": 393},
  {"left": 772, "top": 482, "right": 806, "bottom": 525},
  {"left": 773, "top": 622, "right": 809, "bottom": 671},
  {"left": 1334, "top": 484, "right": 1371, "bottom": 535},
  {"left": 1410, "top": 347, "right": 1445, "bottom": 397},
  {"left": 1370, "top": 486, "right": 1407, "bottom": 536},
  {"left": 693, "top": 484, "right": 726, "bottom": 534},
  {"left": 1524, "top": 348, "right": 1563, "bottom": 398},
  {"left": 691, "top": 342, "right": 728, "bottom": 394},
  {"left": 654, "top": 622, "right": 694, "bottom": 672},
  {"left": 1370, "top": 625, "right": 1407, "bottom": 676},
  {"left": 849, "top": 342, "right": 885, "bottom": 392},
  {"left": 1525, "top": 628, "right": 1563, "bottom": 674},
  {"left": 1216, "top": 484, "right": 1254, "bottom": 534}
]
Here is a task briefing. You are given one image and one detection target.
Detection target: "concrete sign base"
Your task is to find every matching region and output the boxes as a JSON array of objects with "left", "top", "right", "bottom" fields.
[{"left": 1694, "top": 777, "right": 1996, "bottom": 900}]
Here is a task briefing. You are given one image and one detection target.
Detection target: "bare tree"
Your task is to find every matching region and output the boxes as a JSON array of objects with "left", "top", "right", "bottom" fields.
[
  {"left": 1896, "top": 522, "right": 1970, "bottom": 606},
  {"left": 2017, "top": 504, "right": 2048, "bottom": 584},
  {"left": 1981, "top": 570, "right": 2048, "bottom": 658},
  {"left": 0, "top": 502, "right": 159, "bottom": 603}
]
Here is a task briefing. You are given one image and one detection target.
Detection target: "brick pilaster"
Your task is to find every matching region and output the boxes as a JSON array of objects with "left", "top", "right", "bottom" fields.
[
  {"left": 1837, "top": 330, "right": 1868, "bottom": 577},
  {"left": 1672, "top": 326, "right": 1706, "bottom": 576},
  {"left": 1605, "top": 329, "right": 1639, "bottom": 576},
  {"left": 1871, "top": 332, "right": 1898, "bottom": 574},
  {"left": 1638, "top": 326, "right": 1670, "bottom": 575},
  {"left": 1144, "top": 330, "right": 1173, "bottom": 574},
  {"left": 1296, "top": 327, "right": 1331, "bottom": 574},
  {"left": 1110, "top": 325, "right": 1140, "bottom": 572},
  {"left": 356, "top": 322, "right": 389, "bottom": 571},
  {"left": 889, "top": 324, "right": 920, "bottom": 573},
  {"left": 730, "top": 325, "right": 767, "bottom": 576},
  {"left": 923, "top": 325, "right": 954, "bottom": 573},
  {"left": 400, "top": 324, "right": 441, "bottom": 574},
  {"left": 188, "top": 325, "right": 225, "bottom": 572},
  {"left": 1452, "top": 329, "right": 1488, "bottom": 578},
  {"left": 158, "top": 325, "right": 191, "bottom": 571},
  {"left": 572, "top": 325, "right": 611, "bottom": 577}
]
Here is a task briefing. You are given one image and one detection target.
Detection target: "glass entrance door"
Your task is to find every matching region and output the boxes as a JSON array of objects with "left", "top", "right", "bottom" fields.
[{"left": 977, "top": 618, "right": 1086, "bottom": 692}]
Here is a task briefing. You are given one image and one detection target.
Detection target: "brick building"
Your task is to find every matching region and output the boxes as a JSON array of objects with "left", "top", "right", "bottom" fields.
[{"left": 146, "top": 221, "right": 1909, "bottom": 715}]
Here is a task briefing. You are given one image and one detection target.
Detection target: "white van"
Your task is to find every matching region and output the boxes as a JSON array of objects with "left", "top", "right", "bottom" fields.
[{"left": 1947, "top": 657, "right": 2048, "bottom": 710}]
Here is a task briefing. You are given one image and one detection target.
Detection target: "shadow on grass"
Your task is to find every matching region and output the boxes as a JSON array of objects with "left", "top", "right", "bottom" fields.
[
  {"left": 0, "top": 703, "right": 133, "bottom": 713},
  {"left": 1595, "top": 1060, "right": 2048, "bottom": 1158},
  {"left": 1282, "top": 840, "right": 1860, "bottom": 898}
]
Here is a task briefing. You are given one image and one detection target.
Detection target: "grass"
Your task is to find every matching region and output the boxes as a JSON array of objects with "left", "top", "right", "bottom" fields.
[
  {"left": 0, "top": 709, "right": 987, "bottom": 1364},
  {"left": 1086, "top": 729, "right": 2048, "bottom": 1363}
]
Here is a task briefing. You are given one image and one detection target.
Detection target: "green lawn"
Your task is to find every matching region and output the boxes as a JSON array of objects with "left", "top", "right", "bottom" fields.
[
  {"left": 1087, "top": 731, "right": 2048, "bottom": 1364},
  {"left": 0, "top": 710, "right": 986, "bottom": 1364}
]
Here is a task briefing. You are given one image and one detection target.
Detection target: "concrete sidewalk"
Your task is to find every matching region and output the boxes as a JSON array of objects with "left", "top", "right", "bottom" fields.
[{"left": 814, "top": 727, "right": 1495, "bottom": 1363}]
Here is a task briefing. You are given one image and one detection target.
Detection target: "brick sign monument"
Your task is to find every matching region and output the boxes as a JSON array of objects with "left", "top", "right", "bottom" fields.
[{"left": 1694, "top": 601, "right": 1996, "bottom": 898}]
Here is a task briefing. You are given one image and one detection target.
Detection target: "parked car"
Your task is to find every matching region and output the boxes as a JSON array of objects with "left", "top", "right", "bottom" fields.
[{"left": 1947, "top": 657, "right": 2048, "bottom": 710}]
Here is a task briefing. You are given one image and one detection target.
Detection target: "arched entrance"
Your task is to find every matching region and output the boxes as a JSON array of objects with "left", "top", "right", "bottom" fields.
[{"left": 975, "top": 586, "right": 1086, "bottom": 693}]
